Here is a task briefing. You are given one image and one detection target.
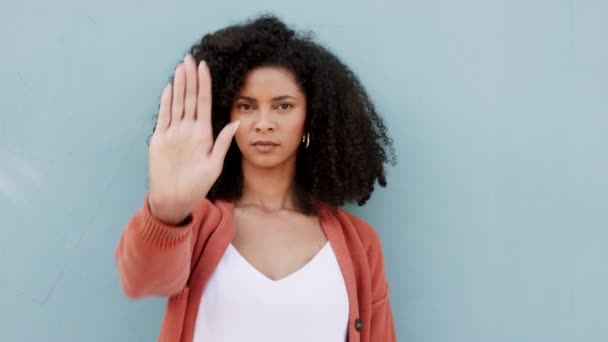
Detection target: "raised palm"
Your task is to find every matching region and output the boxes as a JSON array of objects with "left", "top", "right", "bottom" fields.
[{"left": 148, "top": 54, "right": 239, "bottom": 224}]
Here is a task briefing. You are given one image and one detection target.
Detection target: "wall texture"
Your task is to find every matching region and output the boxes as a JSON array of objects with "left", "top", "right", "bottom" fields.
[{"left": 1, "top": 1, "right": 606, "bottom": 340}]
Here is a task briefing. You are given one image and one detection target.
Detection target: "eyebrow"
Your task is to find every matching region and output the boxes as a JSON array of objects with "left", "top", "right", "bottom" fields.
[{"left": 236, "top": 95, "right": 296, "bottom": 102}]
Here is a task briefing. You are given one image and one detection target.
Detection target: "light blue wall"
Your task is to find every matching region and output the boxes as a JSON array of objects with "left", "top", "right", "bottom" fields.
[{"left": 1, "top": 1, "right": 606, "bottom": 341}]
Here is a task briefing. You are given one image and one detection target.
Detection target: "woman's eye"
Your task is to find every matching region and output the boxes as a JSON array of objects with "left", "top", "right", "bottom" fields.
[
  {"left": 277, "top": 103, "right": 293, "bottom": 110},
  {"left": 238, "top": 104, "right": 254, "bottom": 111}
]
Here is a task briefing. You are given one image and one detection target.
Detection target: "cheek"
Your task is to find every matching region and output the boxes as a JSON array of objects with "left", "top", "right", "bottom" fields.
[
  {"left": 288, "top": 111, "right": 306, "bottom": 138},
  {"left": 277, "top": 119, "right": 305, "bottom": 152},
  {"left": 233, "top": 125, "right": 248, "bottom": 147}
]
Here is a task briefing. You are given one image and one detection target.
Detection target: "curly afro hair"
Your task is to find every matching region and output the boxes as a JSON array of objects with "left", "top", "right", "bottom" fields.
[{"left": 154, "top": 14, "right": 396, "bottom": 215}]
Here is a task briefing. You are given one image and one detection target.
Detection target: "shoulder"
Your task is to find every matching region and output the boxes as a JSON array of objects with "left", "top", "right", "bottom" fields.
[
  {"left": 331, "top": 207, "right": 390, "bottom": 301},
  {"left": 191, "top": 197, "right": 221, "bottom": 221},
  {"left": 185, "top": 197, "right": 228, "bottom": 235},
  {"left": 331, "top": 207, "right": 385, "bottom": 255}
]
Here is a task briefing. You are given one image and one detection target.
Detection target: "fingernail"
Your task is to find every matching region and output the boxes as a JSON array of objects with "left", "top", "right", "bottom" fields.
[
  {"left": 183, "top": 53, "right": 190, "bottom": 62},
  {"left": 233, "top": 120, "right": 240, "bottom": 132}
]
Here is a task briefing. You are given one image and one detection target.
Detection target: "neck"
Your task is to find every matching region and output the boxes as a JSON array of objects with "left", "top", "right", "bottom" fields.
[{"left": 237, "top": 159, "right": 298, "bottom": 212}]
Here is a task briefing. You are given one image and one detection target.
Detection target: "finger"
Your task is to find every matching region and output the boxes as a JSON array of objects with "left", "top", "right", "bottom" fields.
[
  {"left": 183, "top": 54, "right": 198, "bottom": 121},
  {"left": 196, "top": 60, "right": 212, "bottom": 133},
  {"left": 211, "top": 121, "right": 240, "bottom": 165},
  {"left": 156, "top": 83, "right": 172, "bottom": 132},
  {"left": 171, "top": 63, "right": 186, "bottom": 123}
]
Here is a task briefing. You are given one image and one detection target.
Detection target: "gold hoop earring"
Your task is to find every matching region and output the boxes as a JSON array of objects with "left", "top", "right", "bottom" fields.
[{"left": 302, "top": 133, "right": 310, "bottom": 149}]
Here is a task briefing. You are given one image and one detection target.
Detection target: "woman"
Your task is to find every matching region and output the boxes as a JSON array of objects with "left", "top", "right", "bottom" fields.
[{"left": 115, "top": 14, "right": 397, "bottom": 342}]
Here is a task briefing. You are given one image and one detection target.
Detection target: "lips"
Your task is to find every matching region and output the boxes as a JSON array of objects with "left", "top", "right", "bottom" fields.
[
  {"left": 251, "top": 140, "right": 279, "bottom": 153},
  {"left": 252, "top": 141, "right": 279, "bottom": 146}
]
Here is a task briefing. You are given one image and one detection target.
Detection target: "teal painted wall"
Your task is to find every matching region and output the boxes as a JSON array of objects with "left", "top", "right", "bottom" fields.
[{"left": 1, "top": 1, "right": 606, "bottom": 340}]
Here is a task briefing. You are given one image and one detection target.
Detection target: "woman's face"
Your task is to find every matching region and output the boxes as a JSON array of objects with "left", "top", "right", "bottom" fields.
[{"left": 230, "top": 66, "right": 307, "bottom": 169}]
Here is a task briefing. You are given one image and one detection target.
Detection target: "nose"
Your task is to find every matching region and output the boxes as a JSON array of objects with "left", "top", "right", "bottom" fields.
[{"left": 253, "top": 110, "right": 276, "bottom": 133}]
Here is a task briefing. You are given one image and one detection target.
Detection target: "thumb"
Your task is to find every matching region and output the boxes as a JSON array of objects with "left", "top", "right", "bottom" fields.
[{"left": 211, "top": 120, "right": 240, "bottom": 165}]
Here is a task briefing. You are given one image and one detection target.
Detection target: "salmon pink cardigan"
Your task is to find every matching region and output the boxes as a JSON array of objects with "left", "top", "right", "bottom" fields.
[{"left": 115, "top": 194, "right": 396, "bottom": 341}]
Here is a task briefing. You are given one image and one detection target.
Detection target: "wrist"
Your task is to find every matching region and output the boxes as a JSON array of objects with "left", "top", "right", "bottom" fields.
[{"left": 148, "top": 195, "right": 191, "bottom": 226}]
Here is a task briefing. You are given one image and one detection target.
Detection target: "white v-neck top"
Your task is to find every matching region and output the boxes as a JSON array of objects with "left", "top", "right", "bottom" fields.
[{"left": 192, "top": 242, "right": 349, "bottom": 341}]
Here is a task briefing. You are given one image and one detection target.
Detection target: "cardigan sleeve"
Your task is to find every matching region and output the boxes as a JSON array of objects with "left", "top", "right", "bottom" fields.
[
  {"left": 370, "top": 283, "right": 397, "bottom": 341},
  {"left": 114, "top": 193, "right": 220, "bottom": 299},
  {"left": 366, "top": 223, "right": 398, "bottom": 341}
]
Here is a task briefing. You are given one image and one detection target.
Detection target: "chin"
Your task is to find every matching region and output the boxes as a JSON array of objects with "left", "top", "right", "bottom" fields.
[
  {"left": 246, "top": 156, "right": 284, "bottom": 169},
  {"left": 241, "top": 152, "right": 294, "bottom": 170}
]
